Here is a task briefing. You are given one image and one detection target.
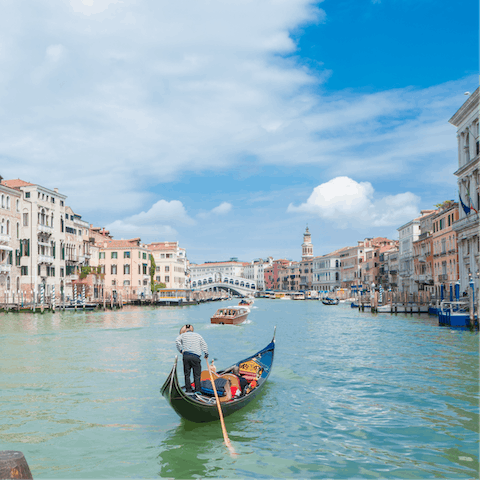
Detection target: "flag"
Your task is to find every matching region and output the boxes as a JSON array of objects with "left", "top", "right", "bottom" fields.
[
  {"left": 459, "top": 193, "right": 470, "bottom": 215},
  {"left": 466, "top": 188, "right": 478, "bottom": 214}
]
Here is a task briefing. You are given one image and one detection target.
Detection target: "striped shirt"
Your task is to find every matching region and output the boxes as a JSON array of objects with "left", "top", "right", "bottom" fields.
[{"left": 175, "top": 331, "right": 208, "bottom": 358}]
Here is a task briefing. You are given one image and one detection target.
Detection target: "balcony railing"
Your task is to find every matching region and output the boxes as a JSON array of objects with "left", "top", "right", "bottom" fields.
[
  {"left": 0, "top": 233, "right": 11, "bottom": 244},
  {"left": 0, "top": 263, "right": 12, "bottom": 273},
  {"left": 37, "top": 224, "right": 53, "bottom": 235},
  {"left": 38, "top": 254, "right": 54, "bottom": 264},
  {"left": 453, "top": 213, "right": 479, "bottom": 232}
]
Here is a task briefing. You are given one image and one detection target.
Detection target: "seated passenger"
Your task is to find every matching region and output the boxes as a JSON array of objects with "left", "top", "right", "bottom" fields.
[{"left": 223, "top": 365, "right": 249, "bottom": 396}]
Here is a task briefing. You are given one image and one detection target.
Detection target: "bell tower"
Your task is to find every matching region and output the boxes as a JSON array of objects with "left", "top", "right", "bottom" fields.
[{"left": 302, "top": 226, "right": 313, "bottom": 260}]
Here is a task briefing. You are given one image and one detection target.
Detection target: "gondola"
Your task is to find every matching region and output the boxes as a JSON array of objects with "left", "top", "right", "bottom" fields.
[
  {"left": 160, "top": 328, "right": 276, "bottom": 423},
  {"left": 322, "top": 298, "right": 339, "bottom": 305}
]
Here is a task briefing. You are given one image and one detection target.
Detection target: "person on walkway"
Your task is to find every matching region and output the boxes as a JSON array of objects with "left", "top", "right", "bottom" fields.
[{"left": 175, "top": 324, "right": 209, "bottom": 393}]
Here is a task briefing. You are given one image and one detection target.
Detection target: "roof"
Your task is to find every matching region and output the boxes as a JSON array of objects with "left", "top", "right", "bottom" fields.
[
  {"left": 1, "top": 179, "right": 35, "bottom": 188},
  {"left": 102, "top": 238, "right": 144, "bottom": 249}
]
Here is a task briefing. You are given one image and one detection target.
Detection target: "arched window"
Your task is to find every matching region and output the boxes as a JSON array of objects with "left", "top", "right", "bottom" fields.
[
  {"left": 16, "top": 199, "right": 19, "bottom": 212},
  {"left": 0, "top": 219, "right": 4, "bottom": 234},
  {"left": 6, "top": 220, "right": 9, "bottom": 235},
  {"left": 6, "top": 276, "right": 10, "bottom": 290},
  {"left": 16, "top": 277, "right": 20, "bottom": 292},
  {"left": 1, "top": 195, "right": 4, "bottom": 208},
  {"left": 16, "top": 222, "right": 19, "bottom": 239},
  {"left": 6, "top": 196, "right": 10, "bottom": 209}
]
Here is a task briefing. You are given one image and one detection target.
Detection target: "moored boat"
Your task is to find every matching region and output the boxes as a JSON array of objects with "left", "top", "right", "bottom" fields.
[
  {"left": 160, "top": 329, "right": 276, "bottom": 422},
  {"left": 210, "top": 306, "right": 249, "bottom": 325},
  {"left": 322, "top": 297, "right": 339, "bottom": 305}
]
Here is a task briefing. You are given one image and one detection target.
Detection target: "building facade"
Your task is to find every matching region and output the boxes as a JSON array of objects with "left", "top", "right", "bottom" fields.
[
  {"left": 148, "top": 241, "right": 187, "bottom": 290},
  {"left": 449, "top": 87, "right": 479, "bottom": 294}
]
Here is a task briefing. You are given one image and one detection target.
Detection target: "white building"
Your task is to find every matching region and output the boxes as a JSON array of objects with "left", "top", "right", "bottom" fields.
[
  {"left": 243, "top": 258, "right": 272, "bottom": 291},
  {"left": 449, "top": 87, "right": 479, "bottom": 294},
  {"left": 147, "top": 241, "right": 188, "bottom": 290},
  {"left": 312, "top": 250, "right": 343, "bottom": 292},
  {"left": 398, "top": 210, "right": 436, "bottom": 293}
]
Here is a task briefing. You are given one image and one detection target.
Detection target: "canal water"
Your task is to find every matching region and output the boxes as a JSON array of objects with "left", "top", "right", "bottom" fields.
[{"left": 0, "top": 299, "right": 478, "bottom": 479}]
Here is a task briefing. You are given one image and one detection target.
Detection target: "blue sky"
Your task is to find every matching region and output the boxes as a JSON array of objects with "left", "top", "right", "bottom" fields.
[{"left": 0, "top": 0, "right": 478, "bottom": 264}]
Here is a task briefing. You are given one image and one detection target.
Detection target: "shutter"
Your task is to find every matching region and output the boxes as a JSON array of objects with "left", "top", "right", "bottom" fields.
[
  {"left": 53, "top": 242, "right": 56, "bottom": 259},
  {"left": 62, "top": 246, "right": 65, "bottom": 260},
  {"left": 9, "top": 251, "right": 12, "bottom": 264},
  {"left": 19, "top": 241, "right": 23, "bottom": 256},
  {"left": 26, "top": 239, "right": 30, "bottom": 256}
]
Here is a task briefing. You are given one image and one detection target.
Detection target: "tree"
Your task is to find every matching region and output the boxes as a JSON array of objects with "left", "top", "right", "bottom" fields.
[{"left": 150, "top": 254, "right": 156, "bottom": 293}]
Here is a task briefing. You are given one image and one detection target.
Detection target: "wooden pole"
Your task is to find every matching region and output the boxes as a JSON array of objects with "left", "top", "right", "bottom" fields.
[
  {"left": 207, "top": 359, "right": 236, "bottom": 456},
  {"left": 0, "top": 451, "right": 33, "bottom": 479}
]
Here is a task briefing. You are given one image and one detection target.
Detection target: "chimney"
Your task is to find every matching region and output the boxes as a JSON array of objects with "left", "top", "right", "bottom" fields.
[{"left": 54, "top": 188, "right": 58, "bottom": 193}]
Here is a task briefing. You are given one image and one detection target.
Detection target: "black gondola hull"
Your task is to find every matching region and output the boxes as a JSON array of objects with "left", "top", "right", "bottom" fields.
[{"left": 160, "top": 333, "right": 275, "bottom": 423}]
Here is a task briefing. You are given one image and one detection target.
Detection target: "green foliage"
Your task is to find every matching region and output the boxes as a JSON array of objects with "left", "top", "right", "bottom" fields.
[
  {"left": 152, "top": 282, "right": 167, "bottom": 292},
  {"left": 150, "top": 254, "right": 156, "bottom": 293},
  {"left": 435, "top": 200, "right": 454, "bottom": 210},
  {"left": 79, "top": 266, "right": 91, "bottom": 279}
]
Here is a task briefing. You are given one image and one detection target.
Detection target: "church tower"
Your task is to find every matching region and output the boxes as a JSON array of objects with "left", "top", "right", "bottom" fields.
[{"left": 301, "top": 226, "right": 313, "bottom": 260}]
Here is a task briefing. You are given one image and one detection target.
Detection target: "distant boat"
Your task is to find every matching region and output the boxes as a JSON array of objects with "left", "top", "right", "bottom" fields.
[
  {"left": 238, "top": 297, "right": 254, "bottom": 307},
  {"left": 293, "top": 293, "right": 305, "bottom": 300},
  {"left": 322, "top": 298, "right": 339, "bottom": 305},
  {"left": 211, "top": 306, "right": 250, "bottom": 325}
]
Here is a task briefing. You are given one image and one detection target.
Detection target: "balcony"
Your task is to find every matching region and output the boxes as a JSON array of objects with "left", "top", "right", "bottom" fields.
[
  {"left": 37, "top": 224, "right": 53, "bottom": 235},
  {"left": 438, "top": 274, "right": 449, "bottom": 281},
  {"left": 0, "top": 233, "right": 11, "bottom": 244},
  {"left": 66, "top": 255, "right": 78, "bottom": 262},
  {"left": 38, "top": 254, "right": 54, "bottom": 264},
  {"left": 0, "top": 263, "right": 12, "bottom": 273},
  {"left": 453, "top": 213, "right": 479, "bottom": 232}
]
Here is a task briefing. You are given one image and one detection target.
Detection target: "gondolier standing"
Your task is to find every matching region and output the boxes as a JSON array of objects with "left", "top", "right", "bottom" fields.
[{"left": 175, "top": 325, "right": 209, "bottom": 393}]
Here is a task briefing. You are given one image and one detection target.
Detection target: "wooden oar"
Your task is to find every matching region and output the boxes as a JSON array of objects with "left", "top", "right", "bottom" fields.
[{"left": 207, "top": 358, "right": 237, "bottom": 456}]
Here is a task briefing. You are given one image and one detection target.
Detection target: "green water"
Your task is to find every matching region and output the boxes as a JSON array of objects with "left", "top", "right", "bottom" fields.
[{"left": 1, "top": 300, "right": 478, "bottom": 479}]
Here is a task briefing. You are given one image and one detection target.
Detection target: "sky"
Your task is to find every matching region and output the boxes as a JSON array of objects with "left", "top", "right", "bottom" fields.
[{"left": 0, "top": 0, "right": 478, "bottom": 264}]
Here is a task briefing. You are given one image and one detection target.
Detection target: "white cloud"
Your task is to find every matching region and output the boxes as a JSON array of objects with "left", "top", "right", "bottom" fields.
[
  {"left": 105, "top": 199, "right": 195, "bottom": 241},
  {"left": 197, "top": 202, "right": 233, "bottom": 219},
  {"left": 287, "top": 176, "right": 420, "bottom": 228},
  {"left": 211, "top": 202, "right": 232, "bottom": 215},
  {"left": 0, "top": 0, "right": 472, "bottom": 229}
]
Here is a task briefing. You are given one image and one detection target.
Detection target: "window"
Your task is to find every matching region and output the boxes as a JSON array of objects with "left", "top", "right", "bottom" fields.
[
  {"left": 142, "top": 264, "right": 147, "bottom": 275},
  {"left": 124, "top": 251, "right": 130, "bottom": 258},
  {"left": 165, "top": 276, "right": 170, "bottom": 283},
  {"left": 25, "top": 192, "right": 30, "bottom": 198},
  {"left": 111, "top": 265, "right": 117, "bottom": 275},
  {"left": 16, "top": 200, "right": 19, "bottom": 212},
  {"left": 60, "top": 200, "right": 64, "bottom": 206},
  {"left": 51, "top": 197, "right": 55, "bottom": 203},
  {"left": 99, "top": 252, "right": 105, "bottom": 259},
  {"left": 123, "top": 280, "right": 130, "bottom": 286},
  {"left": 112, "top": 280, "right": 116, "bottom": 286},
  {"left": 60, "top": 268, "right": 64, "bottom": 277},
  {"left": 21, "top": 266, "right": 28, "bottom": 275},
  {"left": 142, "top": 252, "right": 147, "bottom": 259},
  {"left": 156, "top": 276, "right": 161, "bottom": 282},
  {"left": 156, "top": 266, "right": 160, "bottom": 272},
  {"left": 124, "top": 264, "right": 130, "bottom": 275},
  {"left": 165, "top": 266, "right": 170, "bottom": 272},
  {"left": 23, "top": 213, "right": 28, "bottom": 226},
  {"left": 111, "top": 252, "right": 118, "bottom": 259}
]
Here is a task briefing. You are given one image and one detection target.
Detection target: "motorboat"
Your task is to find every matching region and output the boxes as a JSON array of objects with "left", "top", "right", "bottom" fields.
[
  {"left": 211, "top": 306, "right": 250, "bottom": 325},
  {"left": 438, "top": 300, "right": 478, "bottom": 328}
]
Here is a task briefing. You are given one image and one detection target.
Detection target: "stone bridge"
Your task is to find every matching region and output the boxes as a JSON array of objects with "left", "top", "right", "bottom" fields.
[{"left": 190, "top": 274, "right": 256, "bottom": 296}]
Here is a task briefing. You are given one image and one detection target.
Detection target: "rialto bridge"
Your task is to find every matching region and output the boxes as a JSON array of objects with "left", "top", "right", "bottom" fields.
[{"left": 189, "top": 272, "right": 256, "bottom": 296}]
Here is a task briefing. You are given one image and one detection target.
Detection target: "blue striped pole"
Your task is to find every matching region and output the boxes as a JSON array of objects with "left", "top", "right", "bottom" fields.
[
  {"left": 40, "top": 284, "right": 44, "bottom": 313},
  {"left": 82, "top": 285, "right": 85, "bottom": 309},
  {"left": 74, "top": 284, "right": 77, "bottom": 311},
  {"left": 379, "top": 285, "right": 383, "bottom": 304},
  {"left": 52, "top": 285, "right": 55, "bottom": 312}
]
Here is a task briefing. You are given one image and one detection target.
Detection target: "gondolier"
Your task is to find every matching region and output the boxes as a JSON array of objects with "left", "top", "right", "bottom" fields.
[{"left": 175, "top": 325, "right": 209, "bottom": 394}]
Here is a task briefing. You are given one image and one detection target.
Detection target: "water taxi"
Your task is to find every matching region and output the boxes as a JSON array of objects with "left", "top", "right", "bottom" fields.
[{"left": 211, "top": 306, "right": 250, "bottom": 325}]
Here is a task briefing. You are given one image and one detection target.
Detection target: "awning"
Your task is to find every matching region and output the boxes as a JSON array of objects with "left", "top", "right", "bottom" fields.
[{"left": 0, "top": 245, "right": 13, "bottom": 251}]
